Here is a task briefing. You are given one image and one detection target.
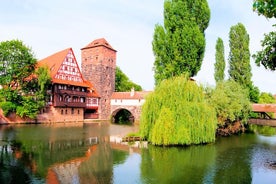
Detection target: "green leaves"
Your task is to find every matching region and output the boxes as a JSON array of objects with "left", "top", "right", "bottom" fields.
[
  {"left": 253, "top": 30, "right": 276, "bottom": 70},
  {"left": 140, "top": 75, "right": 217, "bottom": 146},
  {"left": 115, "top": 66, "right": 142, "bottom": 92},
  {"left": 0, "top": 40, "right": 36, "bottom": 89},
  {"left": 214, "top": 38, "right": 225, "bottom": 83},
  {"left": 207, "top": 80, "right": 251, "bottom": 126},
  {"left": 253, "top": 0, "right": 276, "bottom": 18},
  {"left": 228, "top": 23, "right": 254, "bottom": 102},
  {"left": 152, "top": 0, "right": 210, "bottom": 85},
  {"left": 0, "top": 39, "right": 50, "bottom": 119}
]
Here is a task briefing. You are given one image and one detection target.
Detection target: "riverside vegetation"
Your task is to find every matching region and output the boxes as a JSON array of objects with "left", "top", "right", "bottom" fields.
[
  {"left": 140, "top": 75, "right": 217, "bottom": 146},
  {"left": 139, "top": 75, "right": 252, "bottom": 146}
]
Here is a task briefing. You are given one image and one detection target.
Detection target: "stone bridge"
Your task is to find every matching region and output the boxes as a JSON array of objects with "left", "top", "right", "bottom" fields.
[{"left": 110, "top": 90, "right": 151, "bottom": 123}]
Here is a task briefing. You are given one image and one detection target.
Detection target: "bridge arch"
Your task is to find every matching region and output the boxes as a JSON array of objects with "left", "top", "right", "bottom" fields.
[
  {"left": 111, "top": 105, "right": 141, "bottom": 124},
  {"left": 111, "top": 108, "right": 134, "bottom": 124}
]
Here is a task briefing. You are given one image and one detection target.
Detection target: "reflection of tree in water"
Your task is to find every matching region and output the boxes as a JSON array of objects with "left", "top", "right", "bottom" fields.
[
  {"left": 249, "top": 124, "right": 276, "bottom": 136},
  {"left": 0, "top": 143, "right": 35, "bottom": 184},
  {"left": 140, "top": 145, "right": 216, "bottom": 184},
  {"left": 213, "top": 135, "right": 254, "bottom": 184}
]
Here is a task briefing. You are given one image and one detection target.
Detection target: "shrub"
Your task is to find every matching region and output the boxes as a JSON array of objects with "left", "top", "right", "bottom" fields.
[{"left": 207, "top": 80, "right": 251, "bottom": 126}]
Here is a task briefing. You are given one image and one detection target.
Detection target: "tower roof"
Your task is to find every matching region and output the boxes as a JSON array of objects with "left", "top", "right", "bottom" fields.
[{"left": 81, "top": 38, "right": 117, "bottom": 52}]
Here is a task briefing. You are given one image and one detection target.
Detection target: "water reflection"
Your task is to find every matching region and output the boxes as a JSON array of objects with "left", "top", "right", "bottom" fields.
[{"left": 0, "top": 124, "right": 276, "bottom": 183}]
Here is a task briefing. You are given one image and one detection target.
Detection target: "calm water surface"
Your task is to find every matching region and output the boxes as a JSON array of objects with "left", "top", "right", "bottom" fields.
[{"left": 0, "top": 123, "right": 276, "bottom": 184}]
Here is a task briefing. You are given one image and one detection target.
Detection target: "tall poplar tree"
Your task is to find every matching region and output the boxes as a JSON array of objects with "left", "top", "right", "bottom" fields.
[
  {"left": 214, "top": 37, "right": 225, "bottom": 83},
  {"left": 152, "top": 0, "right": 210, "bottom": 85},
  {"left": 228, "top": 23, "right": 259, "bottom": 102},
  {"left": 228, "top": 23, "right": 252, "bottom": 88}
]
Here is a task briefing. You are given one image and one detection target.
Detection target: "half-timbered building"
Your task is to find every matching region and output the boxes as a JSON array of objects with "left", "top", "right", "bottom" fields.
[{"left": 37, "top": 48, "right": 100, "bottom": 122}]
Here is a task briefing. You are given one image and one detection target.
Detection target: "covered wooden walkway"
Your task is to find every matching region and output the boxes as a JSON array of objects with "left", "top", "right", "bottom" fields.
[{"left": 249, "top": 104, "right": 276, "bottom": 127}]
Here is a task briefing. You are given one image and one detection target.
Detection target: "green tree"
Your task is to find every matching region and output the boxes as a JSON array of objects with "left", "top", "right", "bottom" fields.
[
  {"left": 229, "top": 23, "right": 252, "bottom": 87},
  {"left": 0, "top": 40, "right": 36, "bottom": 90},
  {"left": 0, "top": 40, "right": 51, "bottom": 119},
  {"left": 152, "top": 0, "right": 210, "bottom": 85},
  {"left": 259, "top": 92, "right": 276, "bottom": 103},
  {"left": 140, "top": 75, "right": 216, "bottom": 146},
  {"left": 253, "top": 0, "right": 276, "bottom": 71},
  {"left": 115, "top": 66, "right": 142, "bottom": 92},
  {"left": 253, "top": 0, "right": 276, "bottom": 18},
  {"left": 228, "top": 23, "right": 257, "bottom": 102},
  {"left": 253, "top": 31, "right": 276, "bottom": 70},
  {"left": 214, "top": 37, "right": 226, "bottom": 83},
  {"left": 207, "top": 80, "right": 251, "bottom": 127}
]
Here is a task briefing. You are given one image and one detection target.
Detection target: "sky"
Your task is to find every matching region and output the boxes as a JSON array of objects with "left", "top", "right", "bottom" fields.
[{"left": 0, "top": 0, "right": 275, "bottom": 93}]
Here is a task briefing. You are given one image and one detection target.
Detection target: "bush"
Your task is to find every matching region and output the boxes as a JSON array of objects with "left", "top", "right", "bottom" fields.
[
  {"left": 0, "top": 101, "right": 16, "bottom": 116},
  {"left": 207, "top": 80, "right": 251, "bottom": 126},
  {"left": 140, "top": 75, "right": 217, "bottom": 146}
]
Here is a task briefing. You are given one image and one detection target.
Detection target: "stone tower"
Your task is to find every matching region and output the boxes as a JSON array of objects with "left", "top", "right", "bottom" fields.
[{"left": 81, "top": 38, "right": 117, "bottom": 119}]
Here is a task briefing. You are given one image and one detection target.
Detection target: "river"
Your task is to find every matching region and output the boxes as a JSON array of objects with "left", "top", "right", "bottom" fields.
[{"left": 0, "top": 123, "right": 275, "bottom": 184}]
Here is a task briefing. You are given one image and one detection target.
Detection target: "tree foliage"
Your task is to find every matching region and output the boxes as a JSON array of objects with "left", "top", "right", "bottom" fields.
[
  {"left": 207, "top": 80, "right": 251, "bottom": 126},
  {"left": 228, "top": 23, "right": 258, "bottom": 102},
  {"left": 253, "top": 0, "right": 276, "bottom": 18},
  {"left": 253, "top": 31, "right": 276, "bottom": 70},
  {"left": 152, "top": 0, "right": 210, "bottom": 85},
  {"left": 228, "top": 23, "right": 252, "bottom": 88},
  {"left": 0, "top": 40, "right": 36, "bottom": 90},
  {"left": 0, "top": 40, "right": 51, "bottom": 119},
  {"left": 259, "top": 92, "right": 276, "bottom": 103},
  {"left": 140, "top": 75, "right": 217, "bottom": 146},
  {"left": 115, "top": 67, "right": 142, "bottom": 92},
  {"left": 253, "top": 0, "right": 276, "bottom": 71},
  {"left": 214, "top": 37, "right": 225, "bottom": 83}
]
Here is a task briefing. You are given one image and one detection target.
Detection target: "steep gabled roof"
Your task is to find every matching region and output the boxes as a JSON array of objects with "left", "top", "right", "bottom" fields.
[
  {"left": 37, "top": 48, "right": 89, "bottom": 87},
  {"left": 37, "top": 48, "right": 100, "bottom": 98},
  {"left": 81, "top": 38, "right": 117, "bottom": 51},
  {"left": 37, "top": 48, "right": 70, "bottom": 79}
]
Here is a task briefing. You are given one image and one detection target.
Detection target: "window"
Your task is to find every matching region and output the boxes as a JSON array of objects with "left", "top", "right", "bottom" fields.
[
  {"left": 71, "top": 108, "right": 74, "bottom": 114},
  {"left": 65, "top": 109, "right": 68, "bottom": 114},
  {"left": 78, "top": 110, "right": 80, "bottom": 114},
  {"left": 61, "top": 109, "right": 64, "bottom": 115}
]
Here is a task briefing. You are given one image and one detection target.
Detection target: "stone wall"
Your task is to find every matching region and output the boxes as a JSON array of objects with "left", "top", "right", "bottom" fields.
[{"left": 81, "top": 41, "right": 116, "bottom": 120}]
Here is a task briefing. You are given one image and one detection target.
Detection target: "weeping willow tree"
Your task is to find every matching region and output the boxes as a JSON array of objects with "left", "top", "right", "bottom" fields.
[{"left": 140, "top": 75, "right": 217, "bottom": 146}]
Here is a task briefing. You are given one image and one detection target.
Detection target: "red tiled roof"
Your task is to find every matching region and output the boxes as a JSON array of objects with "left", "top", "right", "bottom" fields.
[
  {"left": 81, "top": 38, "right": 116, "bottom": 51},
  {"left": 37, "top": 48, "right": 99, "bottom": 98},
  {"left": 37, "top": 48, "right": 70, "bottom": 79},
  {"left": 111, "top": 91, "right": 151, "bottom": 100}
]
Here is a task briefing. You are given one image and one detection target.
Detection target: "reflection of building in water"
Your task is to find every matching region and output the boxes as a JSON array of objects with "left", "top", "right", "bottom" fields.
[{"left": 46, "top": 145, "right": 97, "bottom": 184}]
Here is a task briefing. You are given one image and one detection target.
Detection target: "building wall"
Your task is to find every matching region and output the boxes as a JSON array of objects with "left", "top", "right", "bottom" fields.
[
  {"left": 81, "top": 44, "right": 116, "bottom": 120},
  {"left": 37, "top": 106, "right": 84, "bottom": 123},
  {"left": 110, "top": 99, "right": 145, "bottom": 106}
]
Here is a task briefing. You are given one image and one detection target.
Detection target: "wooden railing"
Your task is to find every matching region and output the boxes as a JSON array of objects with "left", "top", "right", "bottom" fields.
[{"left": 55, "top": 89, "right": 87, "bottom": 97}]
